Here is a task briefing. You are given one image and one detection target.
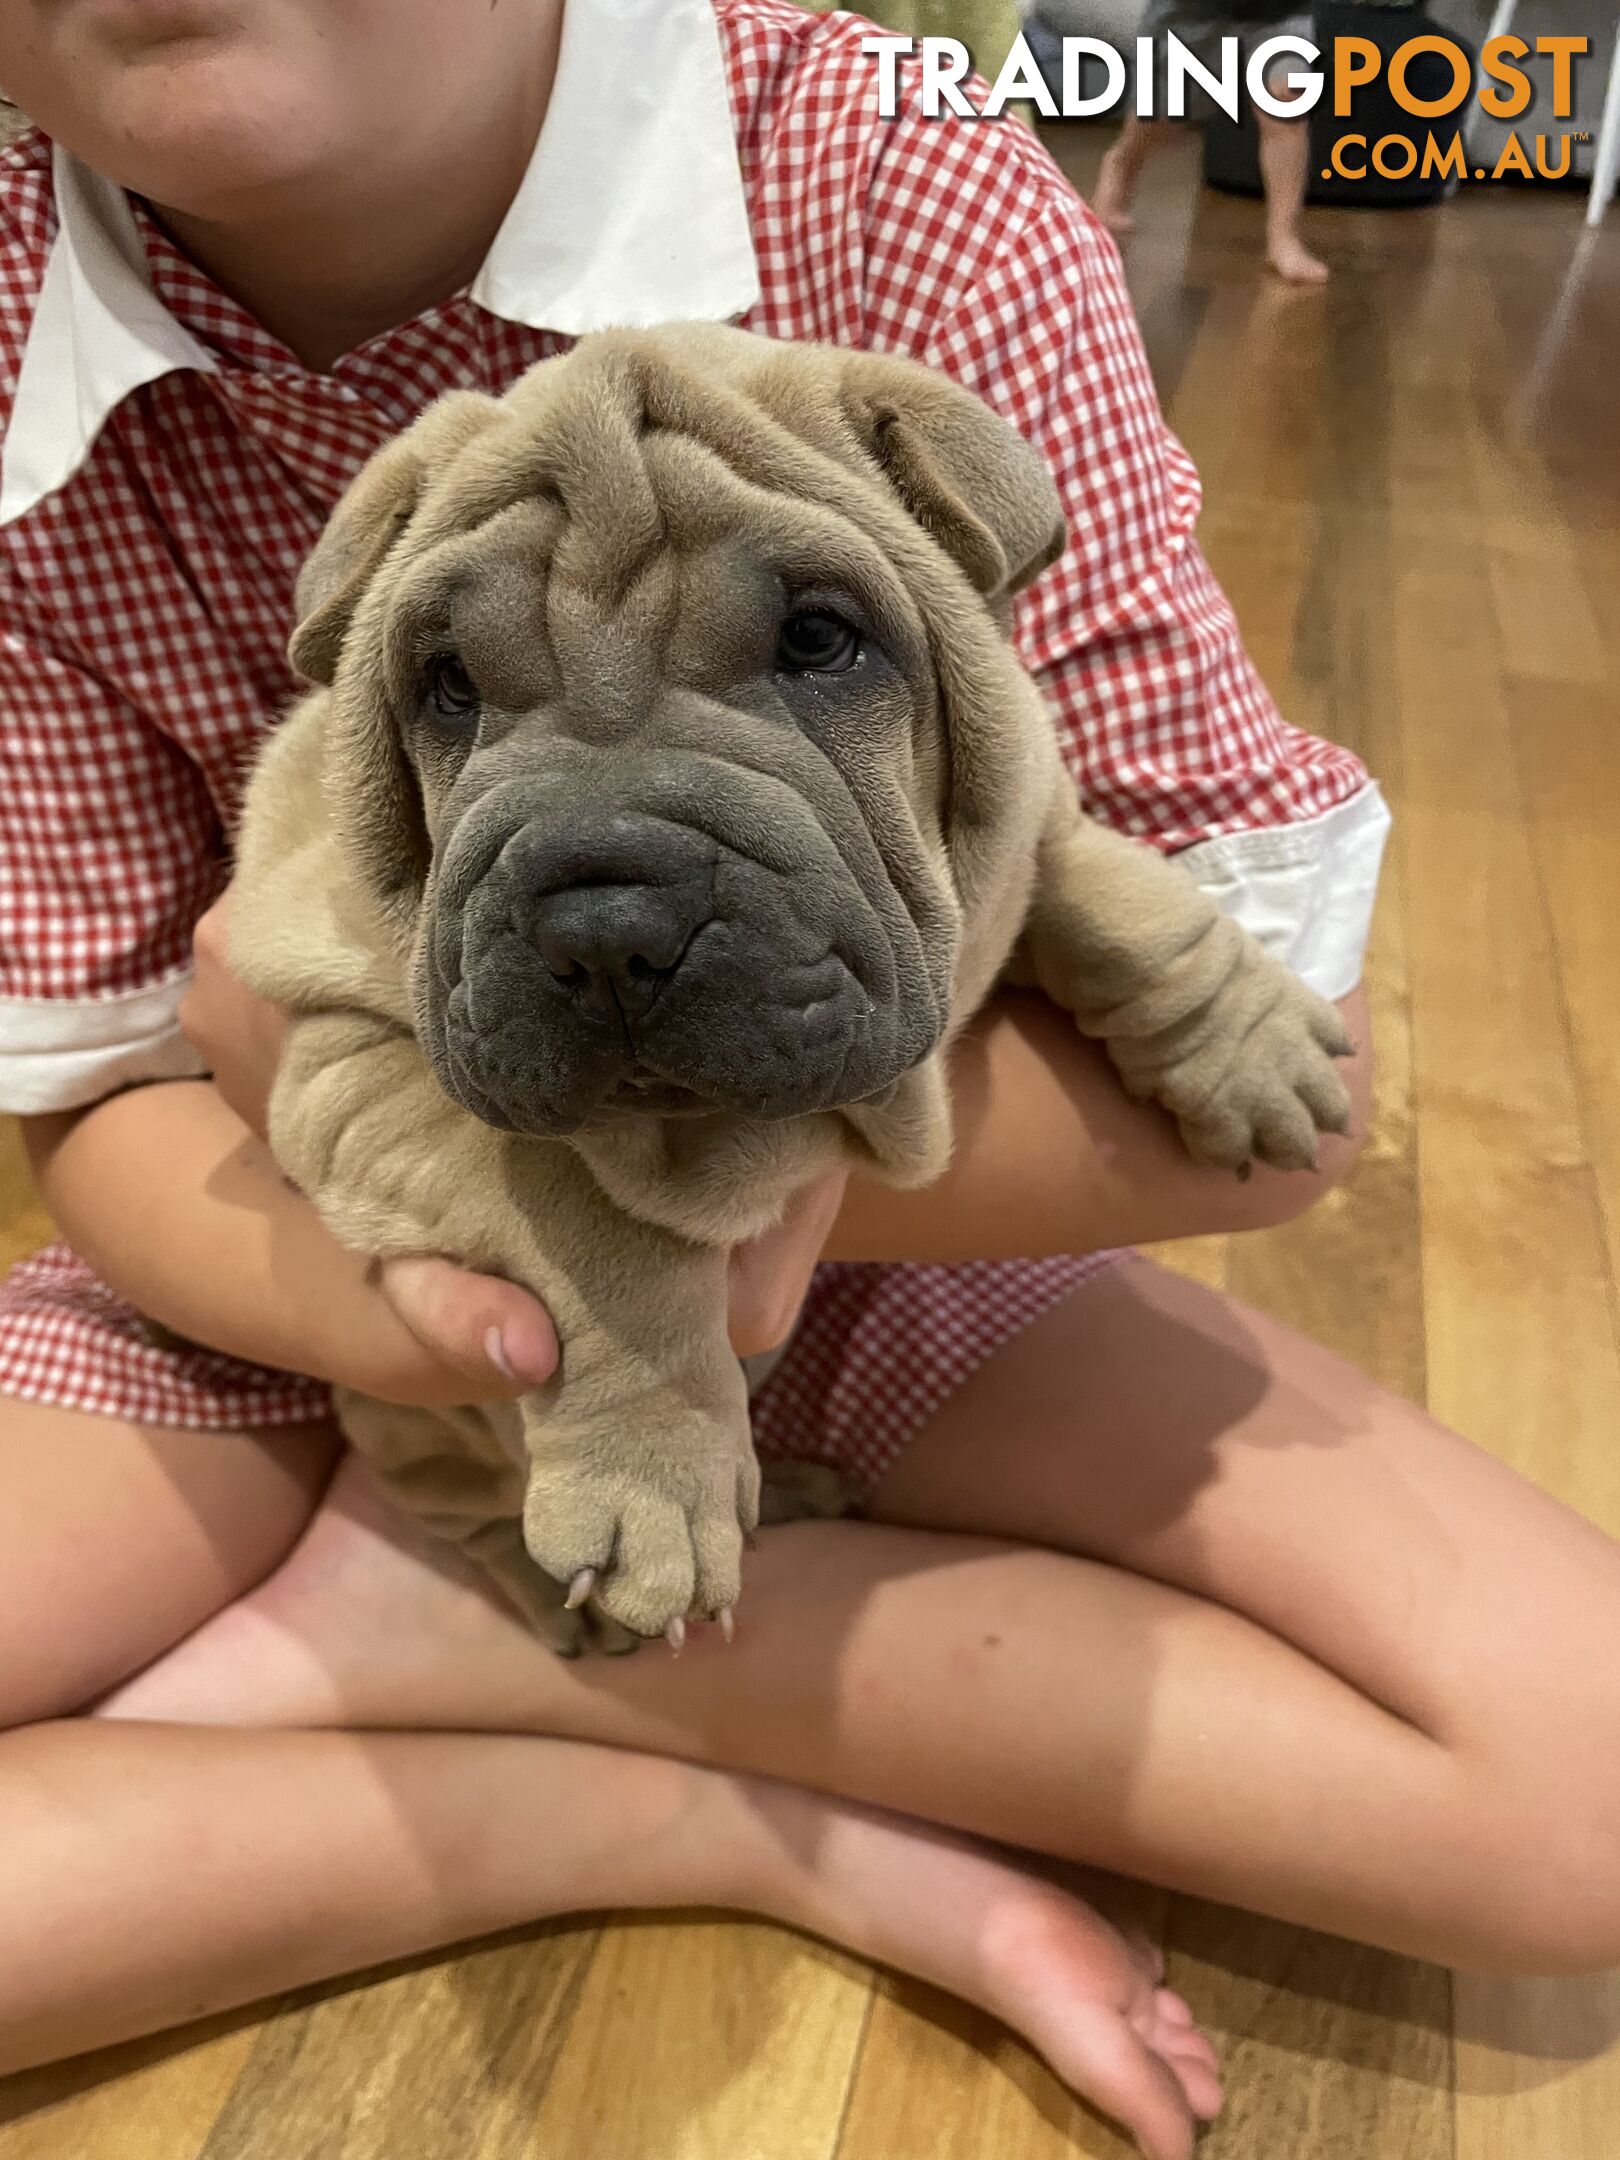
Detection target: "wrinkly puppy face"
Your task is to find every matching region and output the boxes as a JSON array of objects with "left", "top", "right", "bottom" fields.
[{"left": 293, "top": 326, "right": 1064, "bottom": 1135}]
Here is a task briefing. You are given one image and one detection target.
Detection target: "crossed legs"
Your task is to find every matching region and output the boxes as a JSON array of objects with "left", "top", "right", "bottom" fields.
[
  {"left": 0, "top": 1395, "right": 1219, "bottom": 2158},
  {"left": 5, "top": 1258, "right": 1620, "bottom": 2150},
  {"left": 103, "top": 1257, "right": 1620, "bottom": 1969}
]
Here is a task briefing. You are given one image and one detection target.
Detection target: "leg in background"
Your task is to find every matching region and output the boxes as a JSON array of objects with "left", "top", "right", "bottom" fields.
[
  {"left": 1093, "top": 116, "right": 1175, "bottom": 234},
  {"left": 1587, "top": 30, "right": 1620, "bottom": 228},
  {"left": 1256, "top": 110, "right": 1329, "bottom": 283}
]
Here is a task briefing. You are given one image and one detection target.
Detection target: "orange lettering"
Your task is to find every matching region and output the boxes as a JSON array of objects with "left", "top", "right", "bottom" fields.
[
  {"left": 1479, "top": 34, "right": 1531, "bottom": 121},
  {"left": 1388, "top": 35, "right": 1471, "bottom": 119},
  {"left": 1494, "top": 134, "right": 1533, "bottom": 179},
  {"left": 1421, "top": 133, "right": 1467, "bottom": 181},
  {"left": 1333, "top": 37, "right": 1381, "bottom": 117},
  {"left": 1333, "top": 133, "right": 1369, "bottom": 178},
  {"left": 1537, "top": 36, "right": 1587, "bottom": 120}
]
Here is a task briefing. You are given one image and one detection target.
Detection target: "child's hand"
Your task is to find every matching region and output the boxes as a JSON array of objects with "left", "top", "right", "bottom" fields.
[
  {"left": 370, "top": 1254, "right": 562, "bottom": 1405},
  {"left": 369, "top": 1174, "right": 846, "bottom": 1406},
  {"left": 728, "top": 1172, "right": 847, "bottom": 1359}
]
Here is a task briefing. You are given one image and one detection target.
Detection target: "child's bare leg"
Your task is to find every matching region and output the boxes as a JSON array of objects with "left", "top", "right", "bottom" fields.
[
  {"left": 113, "top": 1260, "right": 1620, "bottom": 1976},
  {"left": 0, "top": 1400, "right": 1218, "bottom": 2152},
  {"left": 0, "top": 1719, "right": 1219, "bottom": 2158},
  {"left": 1256, "top": 109, "right": 1328, "bottom": 282},
  {"left": 0, "top": 1398, "right": 337, "bottom": 1725},
  {"left": 1093, "top": 116, "right": 1174, "bottom": 234}
]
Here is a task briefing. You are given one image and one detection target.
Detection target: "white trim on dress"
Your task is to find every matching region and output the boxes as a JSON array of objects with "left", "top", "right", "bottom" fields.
[
  {"left": 0, "top": 974, "right": 205, "bottom": 1112},
  {"left": 1174, "top": 779, "right": 1391, "bottom": 1003}
]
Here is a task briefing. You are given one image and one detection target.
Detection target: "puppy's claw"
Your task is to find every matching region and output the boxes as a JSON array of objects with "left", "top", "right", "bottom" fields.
[
  {"left": 564, "top": 1568, "right": 597, "bottom": 1612},
  {"left": 665, "top": 1616, "right": 687, "bottom": 1655},
  {"left": 718, "top": 1606, "right": 736, "bottom": 1643}
]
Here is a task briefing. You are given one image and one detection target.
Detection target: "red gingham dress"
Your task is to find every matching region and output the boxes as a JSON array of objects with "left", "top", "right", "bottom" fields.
[{"left": 0, "top": 0, "right": 1373, "bottom": 1493}]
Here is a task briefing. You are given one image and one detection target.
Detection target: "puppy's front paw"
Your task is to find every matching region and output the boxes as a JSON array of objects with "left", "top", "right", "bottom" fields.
[
  {"left": 522, "top": 1432, "right": 761, "bottom": 1642},
  {"left": 1132, "top": 971, "right": 1353, "bottom": 1175},
  {"left": 461, "top": 1521, "right": 639, "bottom": 1657}
]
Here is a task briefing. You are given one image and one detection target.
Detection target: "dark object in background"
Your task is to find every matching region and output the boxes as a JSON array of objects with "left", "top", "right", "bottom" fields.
[{"left": 1202, "top": 3, "right": 1476, "bottom": 206}]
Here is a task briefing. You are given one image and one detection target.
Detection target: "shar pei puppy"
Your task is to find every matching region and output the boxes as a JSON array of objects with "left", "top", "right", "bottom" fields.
[{"left": 231, "top": 322, "right": 1351, "bottom": 1651}]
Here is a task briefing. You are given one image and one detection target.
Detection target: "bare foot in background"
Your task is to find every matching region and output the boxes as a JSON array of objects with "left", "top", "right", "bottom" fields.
[{"left": 1267, "top": 233, "right": 1331, "bottom": 284}]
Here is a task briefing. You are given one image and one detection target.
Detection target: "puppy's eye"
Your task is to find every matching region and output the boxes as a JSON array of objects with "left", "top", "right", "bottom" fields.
[
  {"left": 426, "top": 653, "right": 479, "bottom": 719},
  {"left": 776, "top": 610, "right": 860, "bottom": 674}
]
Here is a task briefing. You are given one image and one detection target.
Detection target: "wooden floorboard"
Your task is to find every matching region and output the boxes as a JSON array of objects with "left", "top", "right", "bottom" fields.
[
  {"left": 1, "top": 133, "right": 1617, "bottom": 2157},
  {"left": 835, "top": 1973, "right": 1130, "bottom": 2160}
]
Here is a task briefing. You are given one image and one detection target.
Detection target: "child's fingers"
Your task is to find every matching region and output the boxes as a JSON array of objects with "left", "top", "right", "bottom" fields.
[
  {"left": 727, "top": 1172, "right": 847, "bottom": 1358},
  {"left": 376, "top": 1254, "right": 559, "bottom": 1399},
  {"left": 377, "top": 1170, "right": 844, "bottom": 1402}
]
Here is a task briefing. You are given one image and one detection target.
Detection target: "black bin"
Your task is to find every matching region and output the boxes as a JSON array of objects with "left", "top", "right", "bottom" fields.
[{"left": 1202, "top": 3, "right": 1475, "bottom": 207}]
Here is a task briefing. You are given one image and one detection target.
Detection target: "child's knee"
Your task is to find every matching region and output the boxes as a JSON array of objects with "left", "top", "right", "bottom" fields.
[{"left": 1452, "top": 1780, "right": 1620, "bottom": 1976}]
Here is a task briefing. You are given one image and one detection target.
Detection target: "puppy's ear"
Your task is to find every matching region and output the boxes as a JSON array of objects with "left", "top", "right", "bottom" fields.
[
  {"left": 290, "top": 393, "right": 504, "bottom": 928},
  {"left": 290, "top": 391, "right": 503, "bottom": 686},
  {"left": 838, "top": 354, "right": 1066, "bottom": 602}
]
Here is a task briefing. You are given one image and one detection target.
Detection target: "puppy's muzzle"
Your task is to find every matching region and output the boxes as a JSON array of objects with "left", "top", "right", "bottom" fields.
[
  {"left": 521, "top": 828, "right": 715, "bottom": 1025},
  {"left": 426, "top": 804, "right": 932, "bottom": 1135}
]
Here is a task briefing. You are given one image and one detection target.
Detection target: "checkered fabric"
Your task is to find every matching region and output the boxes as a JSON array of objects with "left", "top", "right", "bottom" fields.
[
  {"left": 0, "top": 0, "right": 1370, "bottom": 1475},
  {"left": 749, "top": 1252, "right": 1121, "bottom": 1492}
]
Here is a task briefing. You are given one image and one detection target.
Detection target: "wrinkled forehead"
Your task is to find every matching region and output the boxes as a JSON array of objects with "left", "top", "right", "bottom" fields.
[{"left": 376, "top": 352, "right": 928, "bottom": 695}]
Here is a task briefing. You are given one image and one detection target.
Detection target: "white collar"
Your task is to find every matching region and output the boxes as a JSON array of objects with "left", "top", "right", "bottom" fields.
[{"left": 0, "top": 0, "right": 759, "bottom": 529}]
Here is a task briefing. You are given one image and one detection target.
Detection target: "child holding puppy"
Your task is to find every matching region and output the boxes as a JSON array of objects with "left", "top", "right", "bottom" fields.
[{"left": 1, "top": 7, "right": 1617, "bottom": 2158}]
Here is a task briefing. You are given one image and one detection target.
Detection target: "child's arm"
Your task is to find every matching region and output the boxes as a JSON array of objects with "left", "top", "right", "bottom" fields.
[
  {"left": 23, "top": 1075, "right": 847, "bottom": 1403},
  {"left": 26, "top": 987, "right": 1364, "bottom": 1408},
  {"left": 828, "top": 984, "right": 1370, "bottom": 1265},
  {"left": 23, "top": 1080, "right": 514, "bottom": 1405}
]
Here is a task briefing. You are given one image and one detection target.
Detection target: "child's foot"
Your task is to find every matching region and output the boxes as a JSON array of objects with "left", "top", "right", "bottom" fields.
[
  {"left": 1267, "top": 233, "right": 1330, "bottom": 285},
  {"left": 762, "top": 1797, "right": 1223, "bottom": 2160},
  {"left": 1092, "top": 154, "right": 1137, "bottom": 235}
]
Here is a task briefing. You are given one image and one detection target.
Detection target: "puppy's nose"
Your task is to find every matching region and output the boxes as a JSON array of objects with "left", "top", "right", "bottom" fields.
[{"left": 531, "top": 882, "right": 708, "bottom": 1020}]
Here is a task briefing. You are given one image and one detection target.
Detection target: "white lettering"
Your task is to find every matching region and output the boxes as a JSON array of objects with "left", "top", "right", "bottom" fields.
[
  {"left": 1165, "top": 34, "right": 1241, "bottom": 121},
  {"left": 860, "top": 35, "right": 914, "bottom": 120},
  {"left": 920, "top": 37, "right": 976, "bottom": 118},
  {"left": 983, "top": 32, "right": 1059, "bottom": 118},
  {"left": 1136, "top": 33, "right": 1158, "bottom": 116},
  {"left": 1062, "top": 38, "right": 1127, "bottom": 118},
  {"left": 1247, "top": 36, "right": 1323, "bottom": 118}
]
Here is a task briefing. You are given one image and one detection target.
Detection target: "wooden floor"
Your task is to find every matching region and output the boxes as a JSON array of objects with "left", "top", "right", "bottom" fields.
[{"left": 3, "top": 134, "right": 1619, "bottom": 2158}]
